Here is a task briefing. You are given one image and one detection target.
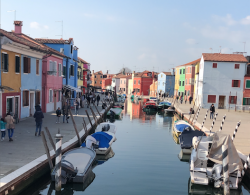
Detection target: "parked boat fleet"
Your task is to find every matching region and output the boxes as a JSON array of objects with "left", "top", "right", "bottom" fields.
[{"left": 172, "top": 108, "right": 250, "bottom": 192}]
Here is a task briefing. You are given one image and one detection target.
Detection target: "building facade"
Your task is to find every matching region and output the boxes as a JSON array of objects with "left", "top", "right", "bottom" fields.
[{"left": 157, "top": 72, "right": 175, "bottom": 97}]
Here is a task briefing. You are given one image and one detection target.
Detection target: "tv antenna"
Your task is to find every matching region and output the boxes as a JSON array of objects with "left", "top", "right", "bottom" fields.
[
  {"left": 209, "top": 48, "right": 213, "bottom": 53},
  {"left": 242, "top": 42, "right": 246, "bottom": 52},
  {"left": 56, "top": 21, "right": 63, "bottom": 39}
]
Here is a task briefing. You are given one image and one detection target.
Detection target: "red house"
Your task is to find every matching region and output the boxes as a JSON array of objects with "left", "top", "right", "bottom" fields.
[{"left": 133, "top": 71, "right": 157, "bottom": 95}]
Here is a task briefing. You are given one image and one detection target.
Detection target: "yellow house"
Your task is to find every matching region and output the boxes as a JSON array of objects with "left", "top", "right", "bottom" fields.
[
  {"left": 77, "top": 59, "right": 83, "bottom": 95},
  {"left": 193, "top": 62, "right": 200, "bottom": 104},
  {"left": 149, "top": 80, "right": 158, "bottom": 96},
  {"left": 128, "top": 78, "right": 133, "bottom": 95},
  {"left": 174, "top": 67, "right": 180, "bottom": 98}
]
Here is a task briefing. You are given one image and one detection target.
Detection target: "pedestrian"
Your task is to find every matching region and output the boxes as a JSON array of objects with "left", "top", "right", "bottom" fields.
[
  {"left": 210, "top": 104, "right": 215, "bottom": 119},
  {"left": 87, "top": 96, "right": 90, "bottom": 108},
  {"left": 180, "top": 96, "right": 183, "bottom": 104},
  {"left": 189, "top": 96, "right": 193, "bottom": 104},
  {"left": 5, "top": 113, "right": 15, "bottom": 141},
  {"left": 97, "top": 94, "right": 100, "bottom": 106},
  {"left": 176, "top": 95, "right": 179, "bottom": 102},
  {"left": 81, "top": 95, "right": 85, "bottom": 108},
  {"left": 185, "top": 96, "right": 187, "bottom": 104},
  {"left": 74, "top": 100, "right": 79, "bottom": 115},
  {"left": 77, "top": 96, "right": 80, "bottom": 108},
  {"left": 56, "top": 107, "right": 61, "bottom": 123},
  {"left": 189, "top": 108, "right": 194, "bottom": 114},
  {"left": 33, "top": 105, "right": 44, "bottom": 136},
  {"left": 93, "top": 96, "right": 96, "bottom": 105},
  {"left": 62, "top": 102, "right": 70, "bottom": 123},
  {"left": 0, "top": 118, "right": 7, "bottom": 141}
]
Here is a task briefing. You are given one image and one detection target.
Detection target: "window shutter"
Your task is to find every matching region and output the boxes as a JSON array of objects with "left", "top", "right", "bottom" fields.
[
  {"left": 232, "top": 80, "right": 234, "bottom": 87},
  {"left": 238, "top": 80, "right": 240, "bottom": 87},
  {"left": 28, "top": 58, "right": 31, "bottom": 73},
  {"left": 6, "top": 54, "right": 9, "bottom": 72},
  {"left": 234, "top": 96, "right": 237, "bottom": 104},
  {"left": 229, "top": 96, "right": 231, "bottom": 103}
]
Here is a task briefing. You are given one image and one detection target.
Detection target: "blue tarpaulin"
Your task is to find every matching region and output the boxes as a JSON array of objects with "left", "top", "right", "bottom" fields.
[
  {"left": 92, "top": 132, "right": 113, "bottom": 148},
  {"left": 175, "top": 124, "right": 191, "bottom": 132}
]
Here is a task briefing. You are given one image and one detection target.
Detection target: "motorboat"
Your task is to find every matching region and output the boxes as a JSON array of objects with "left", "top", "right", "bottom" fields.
[
  {"left": 158, "top": 101, "right": 171, "bottom": 109},
  {"left": 190, "top": 131, "right": 243, "bottom": 189},
  {"left": 143, "top": 101, "right": 158, "bottom": 111},
  {"left": 164, "top": 106, "right": 175, "bottom": 115},
  {"left": 178, "top": 150, "right": 190, "bottom": 162},
  {"left": 95, "top": 122, "right": 117, "bottom": 142},
  {"left": 81, "top": 131, "right": 116, "bottom": 155},
  {"left": 179, "top": 129, "right": 205, "bottom": 154},
  {"left": 95, "top": 148, "right": 115, "bottom": 166},
  {"left": 172, "top": 128, "right": 180, "bottom": 144},
  {"left": 173, "top": 120, "right": 194, "bottom": 137},
  {"left": 51, "top": 147, "right": 96, "bottom": 184},
  {"left": 112, "top": 103, "right": 124, "bottom": 109},
  {"left": 107, "top": 108, "right": 122, "bottom": 118}
]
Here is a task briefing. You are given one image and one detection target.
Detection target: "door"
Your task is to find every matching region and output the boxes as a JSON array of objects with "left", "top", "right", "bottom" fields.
[
  {"left": 30, "top": 93, "right": 34, "bottom": 116},
  {"left": 219, "top": 96, "right": 225, "bottom": 109},
  {"left": 15, "top": 97, "right": 19, "bottom": 119},
  {"left": 54, "top": 91, "right": 57, "bottom": 110},
  {"left": 6, "top": 97, "right": 13, "bottom": 114}
]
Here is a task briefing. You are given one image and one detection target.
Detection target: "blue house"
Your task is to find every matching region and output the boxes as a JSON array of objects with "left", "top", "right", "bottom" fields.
[
  {"left": 35, "top": 38, "right": 80, "bottom": 98},
  {"left": 157, "top": 72, "right": 175, "bottom": 97}
]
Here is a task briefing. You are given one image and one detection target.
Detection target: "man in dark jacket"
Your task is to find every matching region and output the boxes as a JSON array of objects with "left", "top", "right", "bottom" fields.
[
  {"left": 210, "top": 104, "right": 215, "bottom": 119},
  {"left": 34, "top": 105, "right": 44, "bottom": 136},
  {"left": 97, "top": 95, "right": 100, "bottom": 106},
  {"left": 189, "top": 96, "right": 193, "bottom": 104},
  {"left": 62, "top": 102, "right": 70, "bottom": 123}
]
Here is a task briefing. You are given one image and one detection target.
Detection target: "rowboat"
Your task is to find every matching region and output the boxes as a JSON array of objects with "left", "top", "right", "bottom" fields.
[
  {"left": 158, "top": 101, "right": 171, "bottom": 109},
  {"left": 173, "top": 120, "right": 194, "bottom": 137}
]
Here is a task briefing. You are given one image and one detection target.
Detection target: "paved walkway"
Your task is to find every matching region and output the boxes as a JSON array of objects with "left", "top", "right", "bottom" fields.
[
  {"left": 0, "top": 94, "right": 106, "bottom": 179},
  {"left": 173, "top": 100, "right": 250, "bottom": 155}
]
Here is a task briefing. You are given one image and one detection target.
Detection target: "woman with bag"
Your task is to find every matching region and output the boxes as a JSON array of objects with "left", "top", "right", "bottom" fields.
[{"left": 5, "top": 112, "right": 15, "bottom": 142}]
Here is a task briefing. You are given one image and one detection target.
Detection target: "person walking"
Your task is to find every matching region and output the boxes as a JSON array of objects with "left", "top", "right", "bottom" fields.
[
  {"left": 34, "top": 105, "right": 44, "bottom": 136},
  {"left": 56, "top": 107, "right": 61, "bottom": 123},
  {"left": 0, "top": 118, "right": 7, "bottom": 141},
  {"left": 97, "top": 94, "right": 100, "bottom": 106},
  {"left": 189, "top": 96, "right": 193, "bottom": 104},
  {"left": 74, "top": 100, "right": 79, "bottom": 115},
  {"left": 180, "top": 95, "right": 183, "bottom": 104},
  {"left": 87, "top": 96, "right": 90, "bottom": 108},
  {"left": 5, "top": 113, "right": 15, "bottom": 141},
  {"left": 81, "top": 95, "right": 85, "bottom": 108},
  {"left": 210, "top": 104, "right": 215, "bottom": 119},
  {"left": 176, "top": 95, "right": 179, "bottom": 102},
  {"left": 62, "top": 102, "right": 70, "bottom": 123}
]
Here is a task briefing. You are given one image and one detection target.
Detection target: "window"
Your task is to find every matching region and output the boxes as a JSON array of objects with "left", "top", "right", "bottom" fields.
[
  {"left": 121, "top": 80, "right": 122, "bottom": 84},
  {"left": 185, "top": 90, "right": 186, "bottom": 95},
  {"left": 246, "top": 80, "right": 250, "bottom": 89},
  {"left": 63, "top": 66, "right": 66, "bottom": 77},
  {"left": 70, "top": 65, "right": 74, "bottom": 76},
  {"left": 100, "top": 75, "right": 102, "bottom": 78},
  {"left": 71, "top": 45, "right": 73, "bottom": 54},
  {"left": 23, "top": 57, "right": 31, "bottom": 73},
  {"left": 188, "top": 90, "right": 190, "bottom": 96},
  {"left": 179, "top": 81, "right": 181, "bottom": 86},
  {"left": 183, "top": 69, "right": 185, "bottom": 74},
  {"left": 53, "top": 61, "right": 57, "bottom": 76},
  {"left": 49, "top": 89, "right": 53, "bottom": 103},
  {"left": 213, "top": 63, "right": 217, "bottom": 68},
  {"left": 235, "top": 64, "right": 240, "bottom": 69},
  {"left": 15, "top": 56, "right": 20, "bottom": 73},
  {"left": 189, "top": 78, "right": 191, "bottom": 84},
  {"left": 190, "top": 67, "right": 191, "bottom": 73},
  {"left": 208, "top": 95, "right": 216, "bottom": 103},
  {"left": 243, "top": 98, "right": 250, "bottom": 105},
  {"left": 134, "top": 80, "right": 136, "bottom": 84},
  {"left": 232, "top": 80, "right": 240, "bottom": 87},
  {"left": 58, "top": 63, "right": 62, "bottom": 76},
  {"left": 35, "top": 91, "right": 40, "bottom": 106},
  {"left": 95, "top": 75, "right": 96, "bottom": 78},
  {"left": 95, "top": 81, "right": 97, "bottom": 84},
  {"left": 23, "top": 90, "right": 29, "bottom": 106},
  {"left": 229, "top": 96, "right": 237, "bottom": 104},
  {"left": 36, "top": 59, "right": 39, "bottom": 75},
  {"left": 100, "top": 81, "right": 102, "bottom": 84},
  {"left": 182, "top": 81, "right": 184, "bottom": 86},
  {"left": 138, "top": 80, "right": 140, "bottom": 84},
  {"left": 180, "top": 69, "right": 182, "bottom": 74},
  {"left": 1, "top": 53, "right": 8, "bottom": 72}
]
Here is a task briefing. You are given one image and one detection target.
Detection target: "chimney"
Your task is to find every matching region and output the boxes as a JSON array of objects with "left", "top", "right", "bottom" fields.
[
  {"left": 14, "top": 21, "right": 23, "bottom": 34},
  {"left": 92, "top": 70, "right": 94, "bottom": 74},
  {"left": 152, "top": 71, "right": 155, "bottom": 79},
  {"left": 107, "top": 70, "right": 108, "bottom": 74}
]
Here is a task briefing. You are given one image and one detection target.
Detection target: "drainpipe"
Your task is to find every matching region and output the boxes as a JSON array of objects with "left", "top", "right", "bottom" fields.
[{"left": 66, "top": 58, "right": 68, "bottom": 85}]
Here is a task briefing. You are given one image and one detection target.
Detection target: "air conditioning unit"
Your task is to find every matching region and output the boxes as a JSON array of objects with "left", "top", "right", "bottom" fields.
[{"left": 60, "top": 48, "right": 64, "bottom": 53}]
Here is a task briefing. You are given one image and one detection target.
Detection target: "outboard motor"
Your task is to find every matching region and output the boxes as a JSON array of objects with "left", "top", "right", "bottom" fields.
[
  {"left": 212, "top": 164, "right": 223, "bottom": 188},
  {"left": 61, "top": 160, "right": 78, "bottom": 184},
  {"left": 102, "top": 124, "right": 110, "bottom": 132},
  {"left": 110, "top": 110, "right": 115, "bottom": 120}
]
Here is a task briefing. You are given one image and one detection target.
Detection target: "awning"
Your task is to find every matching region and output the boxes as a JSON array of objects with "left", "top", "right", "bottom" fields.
[
  {"left": 63, "top": 85, "right": 81, "bottom": 92},
  {"left": 0, "top": 86, "right": 14, "bottom": 91}
]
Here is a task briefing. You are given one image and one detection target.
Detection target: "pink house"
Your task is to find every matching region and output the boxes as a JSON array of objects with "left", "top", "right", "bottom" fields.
[{"left": 119, "top": 74, "right": 132, "bottom": 94}]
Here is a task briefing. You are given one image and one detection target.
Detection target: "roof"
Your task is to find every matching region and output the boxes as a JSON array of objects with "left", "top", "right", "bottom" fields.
[
  {"left": 134, "top": 70, "right": 150, "bottom": 77},
  {"left": 176, "top": 58, "right": 200, "bottom": 68},
  {"left": 93, "top": 71, "right": 103, "bottom": 75},
  {"left": 0, "top": 29, "right": 67, "bottom": 58},
  {"left": 161, "top": 72, "right": 172, "bottom": 75},
  {"left": 35, "top": 38, "right": 74, "bottom": 44},
  {"left": 78, "top": 57, "right": 89, "bottom": 64},
  {"left": 202, "top": 53, "right": 248, "bottom": 63}
]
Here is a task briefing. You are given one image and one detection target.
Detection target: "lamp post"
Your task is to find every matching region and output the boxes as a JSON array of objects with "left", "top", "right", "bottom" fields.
[{"left": 7, "top": 10, "right": 16, "bottom": 22}]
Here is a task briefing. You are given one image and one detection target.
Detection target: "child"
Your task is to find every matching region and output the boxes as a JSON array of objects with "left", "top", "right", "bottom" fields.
[
  {"left": 0, "top": 118, "right": 7, "bottom": 141},
  {"left": 56, "top": 107, "right": 61, "bottom": 123}
]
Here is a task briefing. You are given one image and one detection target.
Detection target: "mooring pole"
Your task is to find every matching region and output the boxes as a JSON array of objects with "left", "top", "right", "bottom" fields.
[
  {"left": 231, "top": 121, "right": 241, "bottom": 142},
  {"left": 69, "top": 109, "right": 81, "bottom": 146},
  {"left": 45, "top": 127, "right": 56, "bottom": 152},
  {"left": 82, "top": 117, "right": 87, "bottom": 133},
  {"left": 209, "top": 112, "right": 218, "bottom": 135},
  {"left": 85, "top": 110, "right": 93, "bottom": 128},
  {"left": 90, "top": 107, "right": 98, "bottom": 126},
  {"left": 55, "top": 130, "right": 63, "bottom": 191},
  {"left": 200, "top": 109, "right": 209, "bottom": 131},
  {"left": 191, "top": 105, "right": 201, "bottom": 126},
  {"left": 219, "top": 115, "right": 226, "bottom": 131},
  {"left": 41, "top": 131, "right": 53, "bottom": 170},
  {"left": 222, "top": 144, "right": 230, "bottom": 195}
]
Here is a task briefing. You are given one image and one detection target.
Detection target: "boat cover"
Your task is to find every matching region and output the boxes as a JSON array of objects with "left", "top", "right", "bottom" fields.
[
  {"left": 82, "top": 132, "right": 113, "bottom": 149},
  {"left": 109, "top": 108, "right": 122, "bottom": 115},
  {"left": 179, "top": 130, "right": 205, "bottom": 149},
  {"left": 208, "top": 131, "right": 243, "bottom": 173},
  {"left": 175, "top": 124, "right": 191, "bottom": 132}
]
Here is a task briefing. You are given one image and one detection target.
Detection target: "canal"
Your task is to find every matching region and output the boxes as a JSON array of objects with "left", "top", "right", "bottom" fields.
[{"left": 20, "top": 100, "right": 250, "bottom": 195}]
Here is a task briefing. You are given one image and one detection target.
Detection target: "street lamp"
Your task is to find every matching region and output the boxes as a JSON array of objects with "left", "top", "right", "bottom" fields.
[{"left": 7, "top": 10, "right": 16, "bottom": 22}]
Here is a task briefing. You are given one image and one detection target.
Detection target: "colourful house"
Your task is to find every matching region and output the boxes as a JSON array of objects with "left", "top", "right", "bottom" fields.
[
  {"left": 133, "top": 71, "right": 156, "bottom": 96},
  {"left": 174, "top": 67, "right": 180, "bottom": 97},
  {"left": 119, "top": 74, "right": 131, "bottom": 94},
  {"left": 128, "top": 77, "right": 133, "bottom": 95},
  {"left": 242, "top": 56, "right": 250, "bottom": 105},
  {"left": 157, "top": 72, "right": 175, "bottom": 97},
  {"left": 193, "top": 61, "right": 200, "bottom": 105},
  {"left": 150, "top": 80, "right": 158, "bottom": 96}
]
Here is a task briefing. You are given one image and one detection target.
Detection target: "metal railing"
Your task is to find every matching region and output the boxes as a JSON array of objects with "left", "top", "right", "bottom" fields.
[{"left": 235, "top": 105, "right": 250, "bottom": 112}]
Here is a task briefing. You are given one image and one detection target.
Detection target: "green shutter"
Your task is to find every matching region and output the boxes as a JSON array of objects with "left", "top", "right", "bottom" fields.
[
  {"left": 243, "top": 98, "right": 246, "bottom": 105},
  {"left": 246, "top": 80, "right": 250, "bottom": 88}
]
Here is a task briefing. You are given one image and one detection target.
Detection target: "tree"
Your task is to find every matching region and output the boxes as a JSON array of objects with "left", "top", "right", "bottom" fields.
[{"left": 119, "top": 67, "right": 132, "bottom": 75}]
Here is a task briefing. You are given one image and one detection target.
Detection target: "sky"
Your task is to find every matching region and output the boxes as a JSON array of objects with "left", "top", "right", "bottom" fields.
[{"left": 1, "top": 0, "right": 250, "bottom": 73}]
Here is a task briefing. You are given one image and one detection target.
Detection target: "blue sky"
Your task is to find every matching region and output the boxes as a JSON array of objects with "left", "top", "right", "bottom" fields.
[{"left": 2, "top": 0, "right": 250, "bottom": 73}]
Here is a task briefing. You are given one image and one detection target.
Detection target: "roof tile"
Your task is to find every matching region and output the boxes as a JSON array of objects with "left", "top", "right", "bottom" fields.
[{"left": 202, "top": 53, "right": 247, "bottom": 62}]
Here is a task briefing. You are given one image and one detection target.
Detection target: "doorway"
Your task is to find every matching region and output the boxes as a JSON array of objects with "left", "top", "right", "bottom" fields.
[
  {"left": 30, "top": 93, "right": 35, "bottom": 116},
  {"left": 15, "top": 97, "right": 19, "bottom": 120},
  {"left": 6, "top": 97, "right": 13, "bottom": 114},
  {"left": 219, "top": 96, "right": 225, "bottom": 109},
  {"left": 54, "top": 91, "right": 57, "bottom": 110}
]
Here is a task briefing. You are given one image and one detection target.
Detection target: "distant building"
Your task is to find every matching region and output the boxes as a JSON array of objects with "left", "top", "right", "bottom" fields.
[
  {"left": 197, "top": 53, "right": 247, "bottom": 109},
  {"left": 243, "top": 56, "right": 250, "bottom": 105},
  {"left": 157, "top": 72, "right": 175, "bottom": 97},
  {"left": 78, "top": 57, "right": 90, "bottom": 94},
  {"left": 119, "top": 74, "right": 131, "bottom": 94},
  {"left": 150, "top": 80, "right": 158, "bottom": 96},
  {"left": 92, "top": 70, "right": 103, "bottom": 89}
]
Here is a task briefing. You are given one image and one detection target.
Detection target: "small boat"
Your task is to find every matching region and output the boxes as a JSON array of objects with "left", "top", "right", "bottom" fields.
[
  {"left": 190, "top": 131, "right": 244, "bottom": 189},
  {"left": 158, "top": 101, "right": 171, "bottom": 109},
  {"left": 117, "top": 95, "right": 125, "bottom": 102},
  {"left": 82, "top": 131, "right": 116, "bottom": 155},
  {"left": 107, "top": 108, "right": 123, "bottom": 117},
  {"left": 112, "top": 104, "right": 124, "bottom": 109},
  {"left": 95, "top": 122, "right": 117, "bottom": 139},
  {"left": 51, "top": 147, "right": 96, "bottom": 184},
  {"left": 164, "top": 106, "right": 175, "bottom": 115},
  {"left": 178, "top": 150, "right": 190, "bottom": 162},
  {"left": 172, "top": 129, "right": 180, "bottom": 144},
  {"left": 173, "top": 120, "right": 194, "bottom": 137},
  {"left": 143, "top": 101, "right": 158, "bottom": 111},
  {"left": 179, "top": 129, "right": 205, "bottom": 154}
]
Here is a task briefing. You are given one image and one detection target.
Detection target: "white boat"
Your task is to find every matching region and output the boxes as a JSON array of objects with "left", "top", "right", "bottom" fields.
[
  {"left": 173, "top": 120, "right": 194, "bottom": 137},
  {"left": 51, "top": 147, "right": 96, "bottom": 184},
  {"left": 95, "top": 122, "right": 117, "bottom": 142},
  {"left": 190, "top": 132, "right": 243, "bottom": 189}
]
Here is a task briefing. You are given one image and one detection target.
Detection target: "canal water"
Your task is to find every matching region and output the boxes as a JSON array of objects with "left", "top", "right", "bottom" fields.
[{"left": 21, "top": 100, "right": 250, "bottom": 195}]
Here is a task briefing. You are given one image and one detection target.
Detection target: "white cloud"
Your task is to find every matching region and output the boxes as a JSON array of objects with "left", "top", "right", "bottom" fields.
[
  {"left": 186, "top": 38, "right": 196, "bottom": 45},
  {"left": 30, "top": 22, "right": 49, "bottom": 30},
  {"left": 240, "top": 16, "right": 250, "bottom": 25},
  {"left": 138, "top": 54, "right": 146, "bottom": 60},
  {"left": 212, "top": 14, "right": 236, "bottom": 26}
]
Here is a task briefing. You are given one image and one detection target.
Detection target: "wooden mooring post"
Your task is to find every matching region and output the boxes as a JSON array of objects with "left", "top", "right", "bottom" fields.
[
  {"left": 85, "top": 110, "right": 93, "bottom": 128},
  {"left": 90, "top": 107, "right": 98, "bottom": 126},
  {"left": 41, "top": 131, "right": 53, "bottom": 170},
  {"left": 82, "top": 117, "right": 87, "bottom": 133},
  {"left": 222, "top": 144, "right": 230, "bottom": 195},
  {"left": 69, "top": 109, "right": 81, "bottom": 146},
  {"left": 45, "top": 127, "right": 56, "bottom": 152},
  {"left": 55, "top": 130, "right": 63, "bottom": 191}
]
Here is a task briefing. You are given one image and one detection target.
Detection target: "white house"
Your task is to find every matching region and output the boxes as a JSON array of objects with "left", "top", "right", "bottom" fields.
[{"left": 197, "top": 53, "right": 247, "bottom": 109}]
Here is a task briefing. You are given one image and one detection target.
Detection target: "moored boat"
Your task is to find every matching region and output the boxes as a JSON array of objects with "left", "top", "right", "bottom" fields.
[
  {"left": 173, "top": 120, "right": 194, "bottom": 137},
  {"left": 142, "top": 101, "right": 158, "bottom": 111},
  {"left": 158, "top": 101, "right": 171, "bottom": 109},
  {"left": 164, "top": 106, "right": 175, "bottom": 115}
]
